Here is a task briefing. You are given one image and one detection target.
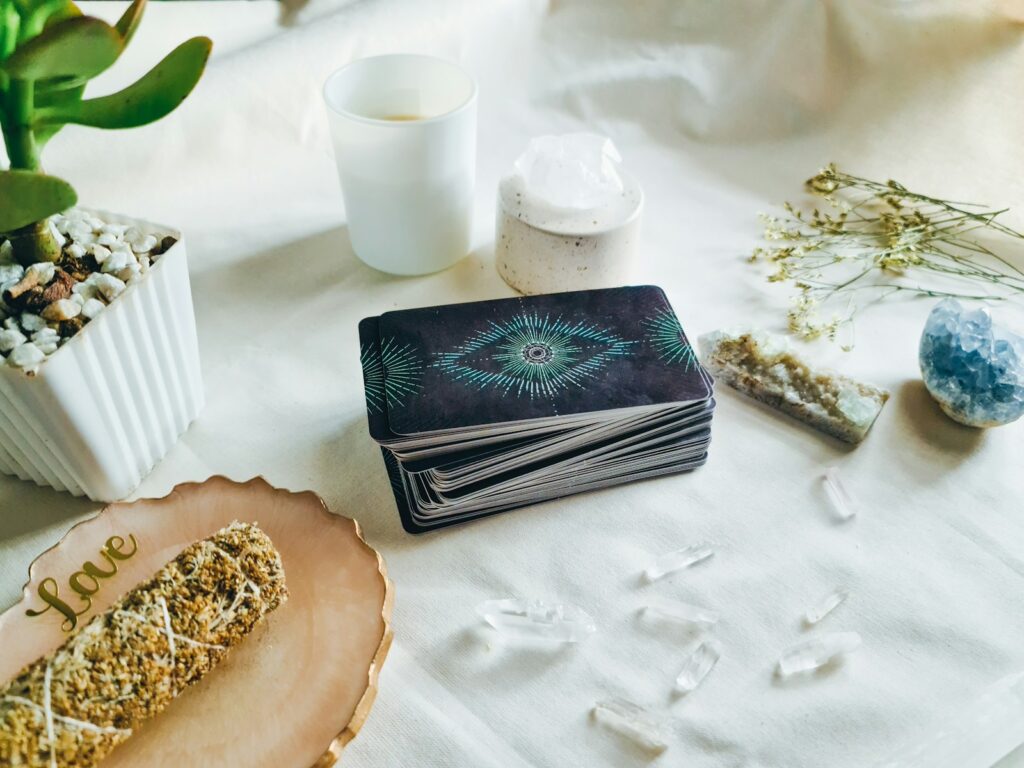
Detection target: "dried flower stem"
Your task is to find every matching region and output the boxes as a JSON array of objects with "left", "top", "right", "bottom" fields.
[{"left": 751, "top": 164, "right": 1024, "bottom": 346}]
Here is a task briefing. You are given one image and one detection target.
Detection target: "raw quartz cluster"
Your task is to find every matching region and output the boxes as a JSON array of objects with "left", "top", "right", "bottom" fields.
[
  {"left": 513, "top": 132, "right": 624, "bottom": 210},
  {"left": 0, "top": 210, "right": 174, "bottom": 374},
  {"left": 919, "top": 298, "right": 1024, "bottom": 427}
]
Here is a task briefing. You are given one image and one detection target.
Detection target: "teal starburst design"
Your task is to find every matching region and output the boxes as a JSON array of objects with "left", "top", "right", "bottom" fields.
[
  {"left": 360, "top": 338, "right": 424, "bottom": 413},
  {"left": 435, "top": 312, "right": 634, "bottom": 398},
  {"left": 642, "top": 309, "right": 697, "bottom": 369},
  {"left": 380, "top": 337, "right": 424, "bottom": 409},
  {"left": 359, "top": 342, "right": 385, "bottom": 414}
]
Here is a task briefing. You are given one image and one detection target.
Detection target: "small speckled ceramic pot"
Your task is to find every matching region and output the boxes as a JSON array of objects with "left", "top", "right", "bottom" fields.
[{"left": 495, "top": 170, "right": 643, "bottom": 295}]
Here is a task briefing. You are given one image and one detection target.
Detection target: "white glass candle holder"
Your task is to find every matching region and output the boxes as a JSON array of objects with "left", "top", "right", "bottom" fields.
[{"left": 323, "top": 54, "right": 478, "bottom": 275}]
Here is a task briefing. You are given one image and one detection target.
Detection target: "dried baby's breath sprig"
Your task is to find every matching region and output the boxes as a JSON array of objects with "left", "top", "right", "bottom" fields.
[{"left": 752, "top": 164, "right": 1024, "bottom": 346}]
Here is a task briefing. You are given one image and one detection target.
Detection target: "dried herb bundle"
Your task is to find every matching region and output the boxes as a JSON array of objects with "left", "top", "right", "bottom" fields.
[{"left": 751, "top": 164, "right": 1024, "bottom": 346}]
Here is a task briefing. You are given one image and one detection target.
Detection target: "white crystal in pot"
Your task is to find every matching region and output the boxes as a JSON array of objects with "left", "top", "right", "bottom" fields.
[
  {"left": 513, "top": 133, "right": 624, "bottom": 210},
  {"left": 496, "top": 133, "right": 643, "bottom": 295}
]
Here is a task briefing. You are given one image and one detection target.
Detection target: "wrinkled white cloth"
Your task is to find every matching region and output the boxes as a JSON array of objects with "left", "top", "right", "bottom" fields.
[{"left": 2, "top": 1, "right": 1024, "bottom": 766}]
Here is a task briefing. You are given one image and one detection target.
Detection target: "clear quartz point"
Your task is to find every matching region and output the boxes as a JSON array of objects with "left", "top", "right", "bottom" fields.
[
  {"left": 805, "top": 588, "right": 849, "bottom": 625},
  {"left": 823, "top": 467, "right": 857, "bottom": 520},
  {"left": 644, "top": 596, "right": 719, "bottom": 628},
  {"left": 476, "top": 598, "right": 596, "bottom": 643},
  {"left": 644, "top": 543, "right": 714, "bottom": 581},
  {"left": 591, "top": 697, "right": 668, "bottom": 753},
  {"left": 675, "top": 639, "right": 722, "bottom": 692},
  {"left": 778, "top": 631, "right": 861, "bottom": 677}
]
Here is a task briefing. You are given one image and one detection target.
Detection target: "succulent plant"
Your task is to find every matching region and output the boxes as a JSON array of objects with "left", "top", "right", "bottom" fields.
[{"left": 0, "top": 0, "right": 211, "bottom": 266}]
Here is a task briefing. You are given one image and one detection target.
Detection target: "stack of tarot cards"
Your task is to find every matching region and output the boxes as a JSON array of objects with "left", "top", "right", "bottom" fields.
[{"left": 358, "top": 285, "right": 714, "bottom": 532}]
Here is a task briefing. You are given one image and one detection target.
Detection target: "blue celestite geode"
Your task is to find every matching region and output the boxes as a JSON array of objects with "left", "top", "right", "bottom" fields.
[{"left": 919, "top": 298, "right": 1024, "bottom": 427}]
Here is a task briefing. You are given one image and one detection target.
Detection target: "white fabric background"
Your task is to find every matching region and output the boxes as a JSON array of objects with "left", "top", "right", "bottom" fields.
[{"left": 2, "top": 1, "right": 1024, "bottom": 765}]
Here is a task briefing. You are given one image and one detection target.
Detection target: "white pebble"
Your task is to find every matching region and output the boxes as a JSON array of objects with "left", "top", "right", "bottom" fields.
[
  {"left": 81, "top": 298, "right": 106, "bottom": 320},
  {"left": 118, "top": 263, "right": 142, "bottom": 283},
  {"left": 67, "top": 221, "right": 92, "bottom": 239},
  {"left": 0, "top": 240, "right": 13, "bottom": 263},
  {"left": 25, "top": 262, "right": 55, "bottom": 285},
  {"left": 90, "top": 273, "right": 126, "bottom": 301},
  {"left": 84, "top": 215, "right": 104, "bottom": 231},
  {"left": 53, "top": 215, "right": 71, "bottom": 235},
  {"left": 3, "top": 317, "right": 18, "bottom": 330},
  {"left": 90, "top": 244, "right": 111, "bottom": 265},
  {"left": 126, "top": 228, "right": 158, "bottom": 253},
  {"left": 0, "top": 328, "right": 27, "bottom": 352},
  {"left": 0, "top": 264, "right": 24, "bottom": 284},
  {"left": 101, "top": 247, "right": 135, "bottom": 274},
  {"left": 97, "top": 232, "right": 121, "bottom": 248},
  {"left": 131, "top": 235, "right": 158, "bottom": 254},
  {"left": 20, "top": 313, "right": 47, "bottom": 332},
  {"left": 101, "top": 223, "right": 128, "bottom": 237},
  {"left": 32, "top": 328, "right": 59, "bottom": 354},
  {"left": 47, "top": 219, "right": 66, "bottom": 248},
  {"left": 102, "top": 250, "right": 131, "bottom": 274},
  {"left": 71, "top": 280, "right": 100, "bottom": 301},
  {"left": 66, "top": 243, "right": 86, "bottom": 260},
  {"left": 7, "top": 342, "right": 44, "bottom": 369},
  {"left": 69, "top": 293, "right": 85, "bottom": 307},
  {"left": 41, "top": 299, "right": 81, "bottom": 321}
]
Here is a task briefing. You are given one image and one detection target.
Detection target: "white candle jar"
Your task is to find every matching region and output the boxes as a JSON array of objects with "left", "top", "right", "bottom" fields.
[{"left": 323, "top": 54, "right": 478, "bottom": 276}]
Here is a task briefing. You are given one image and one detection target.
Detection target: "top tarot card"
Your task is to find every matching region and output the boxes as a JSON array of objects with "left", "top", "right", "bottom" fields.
[{"left": 377, "top": 286, "right": 711, "bottom": 436}]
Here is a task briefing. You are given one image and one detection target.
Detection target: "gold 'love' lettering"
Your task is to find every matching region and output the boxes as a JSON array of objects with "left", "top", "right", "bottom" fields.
[{"left": 25, "top": 534, "right": 138, "bottom": 632}]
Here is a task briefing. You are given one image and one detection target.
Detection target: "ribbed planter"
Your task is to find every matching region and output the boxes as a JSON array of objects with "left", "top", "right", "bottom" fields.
[{"left": 0, "top": 211, "right": 203, "bottom": 501}]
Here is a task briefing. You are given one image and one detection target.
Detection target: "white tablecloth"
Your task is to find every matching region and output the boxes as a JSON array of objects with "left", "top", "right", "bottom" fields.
[{"left": 3, "top": 1, "right": 1024, "bottom": 766}]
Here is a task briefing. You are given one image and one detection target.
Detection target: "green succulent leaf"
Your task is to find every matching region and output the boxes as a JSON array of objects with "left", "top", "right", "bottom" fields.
[
  {"left": 2, "top": 3, "right": 20, "bottom": 60},
  {"left": 20, "top": 0, "right": 75, "bottom": 43},
  {"left": 0, "top": 170, "right": 76, "bottom": 232},
  {"left": 36, "top": 36, "right": 211, "bottom": 130},
  {"left": 34, "top": 81, "right": 83, "bottom": 147},
  {"left": 42, "top": 0, "right": 81, "bottom": 29},
  {"left": 35, "top": 79, "right": 84, "bottom": 107},
  {"left": 3, "top": 16, "right": 122, "bottom": 80},
  {"left": 35, "top": 73, "right": 86, "bottom": 96},
  {"left": 115, "top": 0, "right": 146, "bottom": 46}
]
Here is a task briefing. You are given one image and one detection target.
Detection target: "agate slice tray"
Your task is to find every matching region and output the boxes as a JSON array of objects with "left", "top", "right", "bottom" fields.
[{"left": 0, "top": 477, "right": 393, "bottom": 767}]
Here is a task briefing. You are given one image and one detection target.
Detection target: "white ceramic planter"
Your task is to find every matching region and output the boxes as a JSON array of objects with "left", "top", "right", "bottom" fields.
[{"left": 0, "top": 211, "right": 204, "bottom": 501}]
